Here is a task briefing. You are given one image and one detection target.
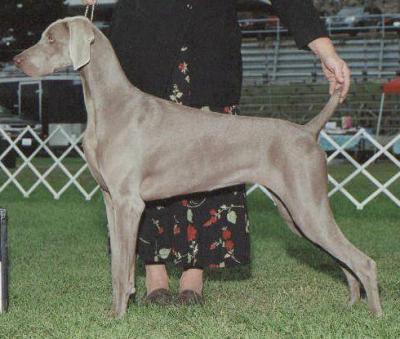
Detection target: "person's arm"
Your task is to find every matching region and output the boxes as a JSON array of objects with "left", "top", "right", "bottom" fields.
[
  {"left": 271, "top": 0, "right": 328, "bottom": 50},
  {"left": 308, "top": 38, "right": 351, "bottom": 103},
  {"left": 271, "top": 0, "right": 350, "bottom": 102}
]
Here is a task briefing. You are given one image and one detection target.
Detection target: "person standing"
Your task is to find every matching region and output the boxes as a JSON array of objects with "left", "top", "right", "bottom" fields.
[{"left": 82, "top": 0, "right": 350, "bottom": 305}]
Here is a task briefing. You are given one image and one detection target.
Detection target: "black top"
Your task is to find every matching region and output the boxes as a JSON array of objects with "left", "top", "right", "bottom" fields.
[{"left": 110, "top": 0, "right": 328, "bottom": 107}]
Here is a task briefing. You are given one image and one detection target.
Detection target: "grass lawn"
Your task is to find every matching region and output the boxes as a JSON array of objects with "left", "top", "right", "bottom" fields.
[{"left": 0, "top": 162, "right": 399, "bottom": 338}]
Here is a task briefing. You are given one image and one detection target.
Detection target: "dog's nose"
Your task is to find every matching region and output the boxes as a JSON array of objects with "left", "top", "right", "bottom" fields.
[{"left": 13, "top": 55, "right": 23, "bottom": 66}]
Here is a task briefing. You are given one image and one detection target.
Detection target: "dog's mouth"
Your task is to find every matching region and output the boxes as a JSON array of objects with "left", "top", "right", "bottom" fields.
[
  {"left": 17, "top": 62, "right": 43, "bottom": 77},
  {"left": 13, "top": 55, "right": 40, "bottom": 77},
  {"left": 14, "top": 59, "right": 68, "bottom": 78}
]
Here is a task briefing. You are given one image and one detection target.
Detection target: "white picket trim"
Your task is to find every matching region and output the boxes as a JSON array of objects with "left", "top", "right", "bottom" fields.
[{"left": 0, "top": 126, "right": 399, "bottom": 208}]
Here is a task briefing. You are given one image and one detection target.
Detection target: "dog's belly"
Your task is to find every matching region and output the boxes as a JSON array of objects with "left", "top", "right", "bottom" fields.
[{"left": 140, "top": 120, "right": 268, "bottom": 200}]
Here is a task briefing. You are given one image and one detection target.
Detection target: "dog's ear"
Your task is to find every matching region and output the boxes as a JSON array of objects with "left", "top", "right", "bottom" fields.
[{"left": 68, "top": 18, "right": 94, "bottom": 71}]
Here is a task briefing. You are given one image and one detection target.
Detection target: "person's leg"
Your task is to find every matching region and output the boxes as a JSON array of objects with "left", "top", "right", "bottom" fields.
[
  {"left": 176, "top": 265, "right": 204, "bottom": 304},
  {"left": 179, "top": 266, "right": 203, "bottom": 295},
  {"left": 143, "top": 263, "right": 172, "bottom": 305},
  {"left": 145, "top": 264, "right": 169, "bottom": 294}
]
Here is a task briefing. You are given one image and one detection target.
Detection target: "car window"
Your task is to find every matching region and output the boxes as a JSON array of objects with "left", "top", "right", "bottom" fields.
[{"left": 338, "top": 7, "right": 364, "bottom": 17}]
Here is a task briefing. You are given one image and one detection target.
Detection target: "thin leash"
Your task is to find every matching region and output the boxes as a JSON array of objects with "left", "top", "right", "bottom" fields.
[{"left": 84, "top": 3, "right": 96, "bottom": 22}]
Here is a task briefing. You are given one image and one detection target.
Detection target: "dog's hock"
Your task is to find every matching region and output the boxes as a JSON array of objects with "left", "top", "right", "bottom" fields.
[{"left": 68, "top": 18, "right": 95, "bottom": 71}]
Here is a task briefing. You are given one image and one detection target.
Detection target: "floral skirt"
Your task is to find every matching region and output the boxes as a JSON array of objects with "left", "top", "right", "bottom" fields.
[{"left": 137, "top": 45, "right": 250, "bottom": 269}]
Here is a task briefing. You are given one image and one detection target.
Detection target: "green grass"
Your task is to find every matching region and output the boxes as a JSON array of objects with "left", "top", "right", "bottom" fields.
[{"left": 0, "top": 163, "right": 399, "bottom": 338}]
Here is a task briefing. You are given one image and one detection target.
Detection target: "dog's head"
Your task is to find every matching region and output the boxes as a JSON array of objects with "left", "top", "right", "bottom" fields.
[{"left": 13, "top": 17, "right": 95, "bottom": 77}]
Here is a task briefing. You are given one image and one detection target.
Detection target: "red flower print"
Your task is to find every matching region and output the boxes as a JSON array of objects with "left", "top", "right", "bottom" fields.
[
  {"left": 223, "top": 106, "right": 232, "bottom": 114},
  {"left": 210, "top": 242, "right": 217, "bottom": 250},
  {"left": 224, "top": 240, "right": 234, "bottom": 251},
  {"left": 222, "top": 229, "right": 231, "bottom": 240},
  {"left": 203, "top": 215, "right": 217, "bottom": 227},
  {"left": 187, "top": 224, "right": 197, "bottom": 241},
  {"left": 174, "top": 225, "right": 181, "bottom": 235},
  {"left": 158, "top": 227, "right": 164, "bottom": 235},
  {"left": 203, "top": 209, "right": 219, "bottom": 227},
  {"left": 178, "top": 62, "right": 188, "bottom": 74},
  {"left": 181, "top": 199, "right": 189, "bottom": 207}
]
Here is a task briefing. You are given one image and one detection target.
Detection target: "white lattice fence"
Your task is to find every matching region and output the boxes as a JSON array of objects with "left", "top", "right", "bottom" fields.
[
  {"left": 1, "top": 126, "right": 399, "bottom": 207},
  {"left": 247, "top": 129, "right": 400, "bottom": 209},
  {"left": 0, "top": 126, "right": 99, "bottom": 200}
]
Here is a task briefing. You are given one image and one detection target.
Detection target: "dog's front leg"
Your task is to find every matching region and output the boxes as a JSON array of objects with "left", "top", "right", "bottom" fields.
[{"left": 105, "top": 193, "right": 144, "bottom": 318}]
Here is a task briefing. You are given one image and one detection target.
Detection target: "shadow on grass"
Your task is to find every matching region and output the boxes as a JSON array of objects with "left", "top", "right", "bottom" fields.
[
  {"left": 285, "top": 242, "right": 345, "bottom": 284},
  {"left": 250, "top": 203, "right": 347, "bottom": 285},
  {"left": 248, "top": 193, "right": 349, "bottom": 286}
]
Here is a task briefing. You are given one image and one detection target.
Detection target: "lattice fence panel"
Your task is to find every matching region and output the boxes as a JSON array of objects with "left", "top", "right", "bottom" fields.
[
  {"left": 1, "top": 126, "right": 399, "bottom": 208},
  {"left": 247, "top": 129, "right": 400, "bottom": 209}
]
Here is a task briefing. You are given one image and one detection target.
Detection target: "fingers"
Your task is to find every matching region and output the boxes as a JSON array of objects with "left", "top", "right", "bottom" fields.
[
  {"left": 332, "top": 62, "right": 345, "bottom": 85},
  {"left": 324, "top": 57, "right": 351, "bottom": 103},
  {"left": 322, "top": 63, "right": 338, "bottom": 96},
  {"left": 329, "top": 78, "right": 336, "bottom": 96},
  {"left": 340, "top": 62, "right": 351, "bottom": 103},
  {"left": 333, "top": 60, "right": 351, "bottom": 103}
]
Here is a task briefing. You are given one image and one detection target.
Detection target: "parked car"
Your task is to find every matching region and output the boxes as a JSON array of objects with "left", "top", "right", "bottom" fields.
[
  {"left": 239, "top": 12, "right": 266, "bottom": 37},
  {"left": 384, "top": 15, "right": 400, "bottom": 34},
  {"left": 237, "top": 0, "right": 280, "bottom": 39},
  {"left": 325, "top": 6, "right": 366, "bottom": 35}
]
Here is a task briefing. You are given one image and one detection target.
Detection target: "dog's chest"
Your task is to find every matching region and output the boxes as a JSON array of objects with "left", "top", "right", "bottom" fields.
[{"left": 83, "top": 131, "right": 107, "bottom": 190}]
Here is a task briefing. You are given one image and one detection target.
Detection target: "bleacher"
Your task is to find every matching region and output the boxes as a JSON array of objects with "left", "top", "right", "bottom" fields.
[
  {"left": 240, "top": 82, "right": 400, "bottom": 136},
  {"left": 240, "top": 21, "right": 400, "bottom": 136},
  {"left": 241, "top": 32, "right": 400, "bottom": 84}
]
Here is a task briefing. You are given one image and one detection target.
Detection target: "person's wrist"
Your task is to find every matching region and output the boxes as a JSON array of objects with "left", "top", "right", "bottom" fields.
[{"left": 308, "top": 37, "right": 337, "bottom": 61}]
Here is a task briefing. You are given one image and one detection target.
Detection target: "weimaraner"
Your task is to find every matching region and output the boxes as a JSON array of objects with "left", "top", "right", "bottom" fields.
[{"left": 14, "top": 17, "right": 382, "bottom": 318}]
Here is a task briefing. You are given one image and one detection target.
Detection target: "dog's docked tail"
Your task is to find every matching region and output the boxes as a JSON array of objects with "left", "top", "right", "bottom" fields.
[{"left": 305, "top": 89, "right": 341, "bottom": 138}]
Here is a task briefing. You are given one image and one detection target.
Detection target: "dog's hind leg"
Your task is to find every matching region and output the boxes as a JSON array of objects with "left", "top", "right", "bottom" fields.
[
  {"left": 341, "top": 267, "right": 361, "bottom": 306},
  {"left": 261, "top": 148, "right": 381, "bottom": 315},
  {"left": 104, "top": 192, "right": 144, "bottom": 318},
  {"left": 272, "top": 196, "right": 302, "bottom": 237},
  {"left": 270, "top": 189, "right": 362, "bottom": 306},
  {"left": 276, "top": 192, "right": 382, "bottom": 316},
  {"left": 271, "top": 190, "right": 362, "bottom": 305}
]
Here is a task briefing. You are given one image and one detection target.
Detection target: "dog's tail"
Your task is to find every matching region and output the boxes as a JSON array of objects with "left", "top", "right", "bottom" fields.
[{"left": 305, "top": 89, "right": 341, "bottom": 138}]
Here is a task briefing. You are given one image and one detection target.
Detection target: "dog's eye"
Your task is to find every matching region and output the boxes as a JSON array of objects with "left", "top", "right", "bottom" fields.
[{"left": 48, "top": 34, "right": 55, "bottom": 43}]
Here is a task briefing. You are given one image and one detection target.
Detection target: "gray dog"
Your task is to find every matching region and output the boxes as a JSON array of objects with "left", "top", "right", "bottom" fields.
[{"left": 14, "top": 17, "right": 382, "bottom": 318}]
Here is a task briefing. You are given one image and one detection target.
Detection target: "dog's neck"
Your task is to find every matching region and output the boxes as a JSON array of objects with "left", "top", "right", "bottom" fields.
[{"left": 79, "top": 29, "right": 139, "bottom": 122}]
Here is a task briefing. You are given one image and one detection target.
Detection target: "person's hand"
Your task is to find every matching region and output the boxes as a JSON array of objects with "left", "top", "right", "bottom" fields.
[
  {"left": 82, "top": 0, "right": 96, "bottom": 5},
  {"left": 308, "top": 37, "right": 351, "bottom": 103}
]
